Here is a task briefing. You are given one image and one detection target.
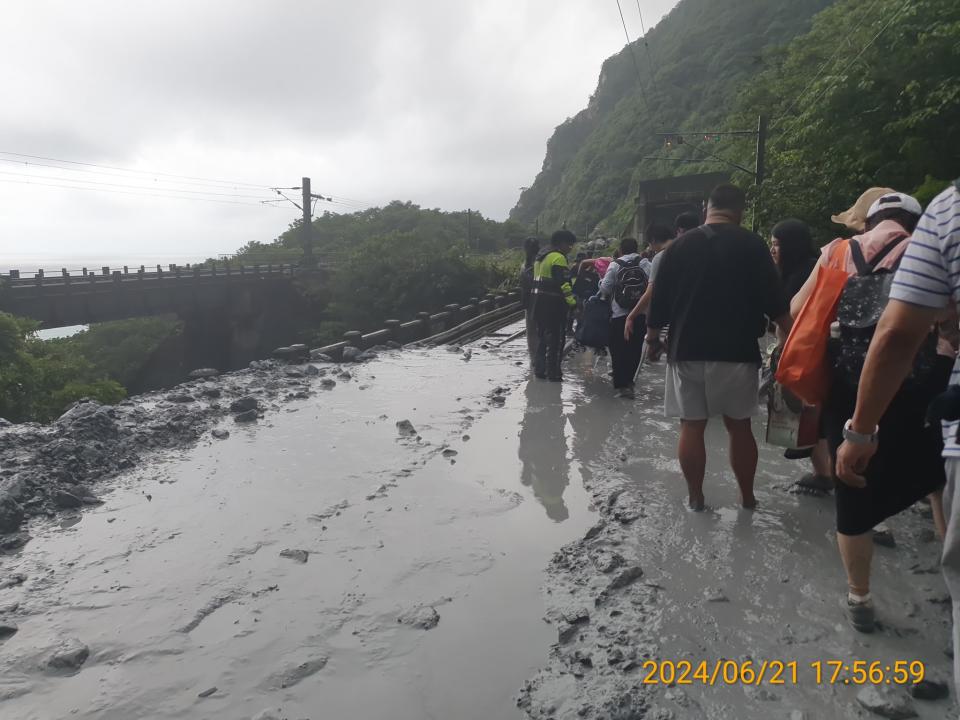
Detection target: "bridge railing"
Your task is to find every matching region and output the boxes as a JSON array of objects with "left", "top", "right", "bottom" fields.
[
  {"left": 4, "top": 263, "right": 297, "bottom": 288},
  {"left": 310, "top": 290, "right": 523, "bottom": 361}
]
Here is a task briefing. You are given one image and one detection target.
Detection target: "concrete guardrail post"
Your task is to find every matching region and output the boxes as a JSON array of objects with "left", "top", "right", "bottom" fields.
[
  {"left": 417, "top": 311, "right": 432, "bottom": 337},
  {"left": 384, "top": 319, "right": 402, "bottom": 342},
  {"left": 444, "top": 304, "right": 460, "bottom": 329},
  {"left": 343, "top": 330, "right": 363, "bottom": 349}
]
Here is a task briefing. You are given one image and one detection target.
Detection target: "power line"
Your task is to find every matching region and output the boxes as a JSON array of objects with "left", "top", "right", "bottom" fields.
[
  {"left": 0, "top": 169, "right": 277, "bottom": 200},
  {"left": 0, "top": 150, "right": 273, "bottom": 190},
  {"left": 634, "top": 0, "right": 660, "bottom": 100},
  {"left": 0, "top": 156, "right": 274, "bottom": 192},
  {"left": 0, "top": 177, "right": 283, "bottom": 207},
  {"left": 777, "top": 0, "right": 912, "bottom": 146},
  {"left": 614, "top": 0, "right": 653, "bottom": 116},
  {"left": 773, "top": 0, "right": 886, "bottom": 127}
]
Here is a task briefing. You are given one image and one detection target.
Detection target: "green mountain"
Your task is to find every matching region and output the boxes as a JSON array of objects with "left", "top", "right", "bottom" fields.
[{"left": 512, "top": 0, "right": 960, "bottom": 240}]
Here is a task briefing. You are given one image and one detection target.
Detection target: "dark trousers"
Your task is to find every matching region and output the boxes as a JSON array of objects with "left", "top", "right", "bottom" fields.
[
  {"left": 534, "top": 299, "right": 568, "bottom": 380},
  {"left": 609, "top": 314, "right": 645, "bottom": 389}
]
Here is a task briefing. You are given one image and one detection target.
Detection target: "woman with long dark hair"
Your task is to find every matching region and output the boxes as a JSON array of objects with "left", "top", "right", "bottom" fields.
[{"left": 771, "top": 219, "right": 833, "bottom": 491}]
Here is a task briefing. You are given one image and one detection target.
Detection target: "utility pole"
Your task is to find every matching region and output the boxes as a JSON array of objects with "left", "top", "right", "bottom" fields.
[
  {"left": 753, "top": 115, "right": 768, "bottom": 233},
  {"left": 301, "top": 177, "right": 315, "bottom": 269},
  {"left": 654, "top": 115, "right": 767, "bottom": 232},
  {"left": 466, "top": 208, "right": 472, "bottom": 249}
]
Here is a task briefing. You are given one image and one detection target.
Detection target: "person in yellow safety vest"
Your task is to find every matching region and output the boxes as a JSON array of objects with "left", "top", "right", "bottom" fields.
[{"left": 532, "top": 229, "right": 577, "bottom": 381}]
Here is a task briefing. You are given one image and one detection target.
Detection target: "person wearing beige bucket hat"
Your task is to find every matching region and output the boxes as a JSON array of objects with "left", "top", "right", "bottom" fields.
[{"left": 830, "top": 187, "right": 895, "bottom": 232}]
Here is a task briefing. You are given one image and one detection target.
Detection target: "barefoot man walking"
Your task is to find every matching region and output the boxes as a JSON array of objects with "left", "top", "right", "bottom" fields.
[{"left": 646, "top": 184, "right": 793, "bottom": 510}]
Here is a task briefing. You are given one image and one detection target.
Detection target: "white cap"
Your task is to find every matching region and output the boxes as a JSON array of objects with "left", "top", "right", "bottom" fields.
[{"left": 867, "top": 192, "right": 922, "bottom": 219}]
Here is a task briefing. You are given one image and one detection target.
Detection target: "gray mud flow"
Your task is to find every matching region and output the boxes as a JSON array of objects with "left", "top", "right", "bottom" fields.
[
  {"left": 520, "top": 350, "right": 957, "bottom": 720},
  {"left": 0, "top": 324, "right": 597, "bottom": 720}
]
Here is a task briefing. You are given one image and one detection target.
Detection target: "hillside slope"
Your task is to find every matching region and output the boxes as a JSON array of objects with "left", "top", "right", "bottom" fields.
[{"left": 510, "top": 0, "right": 832, "bottom": 234}]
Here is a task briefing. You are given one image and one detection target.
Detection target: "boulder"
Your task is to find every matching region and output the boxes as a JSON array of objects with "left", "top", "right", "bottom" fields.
[
  {"left": 165, "top": 393, "right": 195, "bottom": 404},
  {"left": 47, "top": 638, "right": 90, "bottom": 672},
  {"left": 234, "top": 409, "right": 258, "bottom": 424},
  {"left": 0, "top": 493, "right": 25, "bottom": 534},
  {"left": 279, "top": 549, "right": 309, "bottom": 564},
  {"left": 304, "top": 364, "right": 320, "bottom": 376},
  {"left": 211, "top": 429, "right": 230, "bottom": 440},
  {"left": 341, "top": 346, "right": 363, "bottom": 363},
  {"left": 396, "top": 420, "right": 417, "bottom": 437},
  {"left": 397, "top": 605, "right": 440, "bottom": 630},
  {"left": 309, "top": 349, "right": 334, "bottom": 362},
  {"left": 53, "top": 489, "right": 83, "bottom": 510},
  {"left": 229, "top": 397, "right": 258, "bottom": 414},
  {"left": 187, "top": 368, "right": 220, "bottom": 379},
  {"left": 201, "top": 387, "right": 222, "bottom": 399},
  {"left": 386, "top": 340, "right": 403, "bottom": 349},
  {"left": 856, "top": 686, "right": 918, "bottom": 719}
]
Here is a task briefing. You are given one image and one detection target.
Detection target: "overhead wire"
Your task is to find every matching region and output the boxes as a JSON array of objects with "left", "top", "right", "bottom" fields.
[
  {"left": 776, "top": 0, "right": 912, "bottom": 146},
  {"left": 0, "top": 177, "right": 284, "bottom": 207},
  {"left": 0, "top": 150, "right": 272, "bottom": 190},
  {"left": 0, "top": 169, "right": 278, "bottom": 200},
  {"left": 772, "top": 0, "right": 886, "bottom": 127},
  {"left": 614, "top": 0, "right": 653, "bottom": 117},
  {"left": 634, "top": 0, "right": 660, "bottom": 100},
  {"left": 0, "top": 156, "right": 272, "bottom": 192}
]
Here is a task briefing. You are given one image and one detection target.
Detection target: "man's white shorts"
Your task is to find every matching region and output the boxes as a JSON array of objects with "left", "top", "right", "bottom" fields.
[{"left": 664, "top": 361, "right": 759, "bottom": 421}]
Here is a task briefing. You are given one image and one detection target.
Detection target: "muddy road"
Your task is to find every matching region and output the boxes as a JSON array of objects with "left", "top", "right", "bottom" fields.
[{"left": 0, "top": 323, "right": 956, "bottom": 719}]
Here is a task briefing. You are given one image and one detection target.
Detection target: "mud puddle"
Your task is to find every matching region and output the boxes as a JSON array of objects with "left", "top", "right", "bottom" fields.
[
  {"left": 521, "top": 350, "right": 957, "bottom": 719},
  {"left": 0, "top": 324, "right": 596, "bottom": 720}
]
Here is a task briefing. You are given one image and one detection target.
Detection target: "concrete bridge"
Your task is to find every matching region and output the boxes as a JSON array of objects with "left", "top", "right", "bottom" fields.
[{"left": 0, "top": 263, "right": 298, "bottom": 329}]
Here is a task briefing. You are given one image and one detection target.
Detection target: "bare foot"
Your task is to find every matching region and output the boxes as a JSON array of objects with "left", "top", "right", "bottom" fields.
[
  {"left": 688, "top": 494, "right": 706, "bottom": 512},
  {"left": 740, "top": 495, "right": 758, "bottom": 510}
]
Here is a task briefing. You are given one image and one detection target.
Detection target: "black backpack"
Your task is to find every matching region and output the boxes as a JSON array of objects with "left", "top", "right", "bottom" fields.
[
  {"left": 613, "top": 256, "right": 649, "bottom": 309},
  {"left": 830, "top": 237, "right": 937, "bottom": 388}
]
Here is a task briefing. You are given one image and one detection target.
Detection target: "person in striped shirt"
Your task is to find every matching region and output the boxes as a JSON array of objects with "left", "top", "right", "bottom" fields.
[{"left": 837, "top": 179, "right": 960, "bottom": 691}]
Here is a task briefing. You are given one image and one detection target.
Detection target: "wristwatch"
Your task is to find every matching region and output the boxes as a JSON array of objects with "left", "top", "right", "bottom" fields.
[{"left": 843, "top": 419, "right": 879, "bottom": 445}]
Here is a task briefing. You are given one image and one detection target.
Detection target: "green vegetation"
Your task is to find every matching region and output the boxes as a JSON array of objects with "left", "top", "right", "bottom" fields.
[
  {"left": 511, "top": 0, "right": 960, "bottom": 242},
  {"left": 1, "top": 314, "right": 124, "bottom": 423},
  {"left": 232, "top": 202, "right": 528, "bottom": 345}
]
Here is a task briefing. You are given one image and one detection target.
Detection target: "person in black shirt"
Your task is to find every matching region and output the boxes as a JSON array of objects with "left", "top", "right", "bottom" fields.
[
  {"left": 771, "top": 219, "right": 818, "bottom": 302},
  {"left": 647, "top": 184, "right": 793, "bottom": 510}
]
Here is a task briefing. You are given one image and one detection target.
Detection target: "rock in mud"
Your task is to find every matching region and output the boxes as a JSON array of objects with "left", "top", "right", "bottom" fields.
[
  {"left": 320, "top": 378, "right": 336, "bottom": 389},
  {"left": 234, "top": 409, "right": 258, "bottom": 423},
  {"left": 309, "top": 349, "right": 334, "bottom": 362},
  {"left": 396, "top": 419, "right": 417, "bottom": 437},
  {"left": 53, "top": 488, "right": 84, "bottom": 509},
  {"left": 166, "top": 393, "right": 195, "bottom": 403},
  {"left": 304, "top": 364, "right": 320, "bottom": 376},
  {"left": 229, "top": 396, "right": 258, "bottom": 413},
  {"left": 442, "top": 448, "right": 458, "bottom": 458},
  {"left": 0, "top": 532, "right": 30, "bottom": 551},
  {"left": 0, "top": 493, "right": 25, "bottom": 533},
  {"left": 398, "top": 605, "right": 440, "bottom": 630},
  {"left": 211, "top": 428, "right": 230, "bottom": 440},
  {"left": 201, "top": 387, "right": 221, "bottom": 399},
  {"left": 279, "top": 549, "right": 309, "bottom": 564},
  {"left": 584, "top": 520, "right": 606, "bottom": 541},
  {"left": 0, "top": 623, "right": 18, "bottom": 640},
  {"left": 0, "top": 573, "right": 26, "bottom": 590},
  {"left": 47, "top": 638, "right": 90, "bottom": 672},
  {"left": 197, "top": 686, "right": 217, "bottom": 698},
  {"left": 590, "top": 550, "right": 626, "bottom": 574},
  {"left": 608, "top": 565, "right": 644, "bottom": 591},
  {"left": 188, "top": 368, "right": 220, "bottom": 379},
  {"left": 857, "top": 686, "right": 918, "bottom": 718},
  {"left": 704, "top": 588, "right": 729, "bottom": 603},
  {"left": 907, "top": 676, "right": 949, "bottom": 701},
  {"left": 264, "top": 657, "right": 329, "bottom": 689},
  {"left": 873, "top": 525, "right": 896, "bottom": 548},
  {"left": 341, "top": 346, "right": 363, "bottom": 363}
]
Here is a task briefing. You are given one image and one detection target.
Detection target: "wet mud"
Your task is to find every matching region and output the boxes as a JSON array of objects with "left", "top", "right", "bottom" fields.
[
  {"left": 1, "top": 324, "right": 956, "bottom": 719},
  {"left": 0, "top": 327, "right": 595, "bottom": 719},
  {"left": 519, "top": 350, "right": 957, "bottom": 720}
]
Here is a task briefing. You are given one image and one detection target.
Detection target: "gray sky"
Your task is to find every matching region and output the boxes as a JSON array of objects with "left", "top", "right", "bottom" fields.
[{"left": 0, "top": 0, "right": 677, "bottom": 266}]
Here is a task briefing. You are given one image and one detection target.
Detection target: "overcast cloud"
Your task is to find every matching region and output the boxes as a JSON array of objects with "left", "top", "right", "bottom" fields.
[{"left": 0, "top": 0, "right": 677, "bottom": 267}]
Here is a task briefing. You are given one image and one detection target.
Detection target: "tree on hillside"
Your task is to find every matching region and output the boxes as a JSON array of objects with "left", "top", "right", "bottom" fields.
[{"left": 735, "top": 0, "right": 960, "bottom": 240}]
